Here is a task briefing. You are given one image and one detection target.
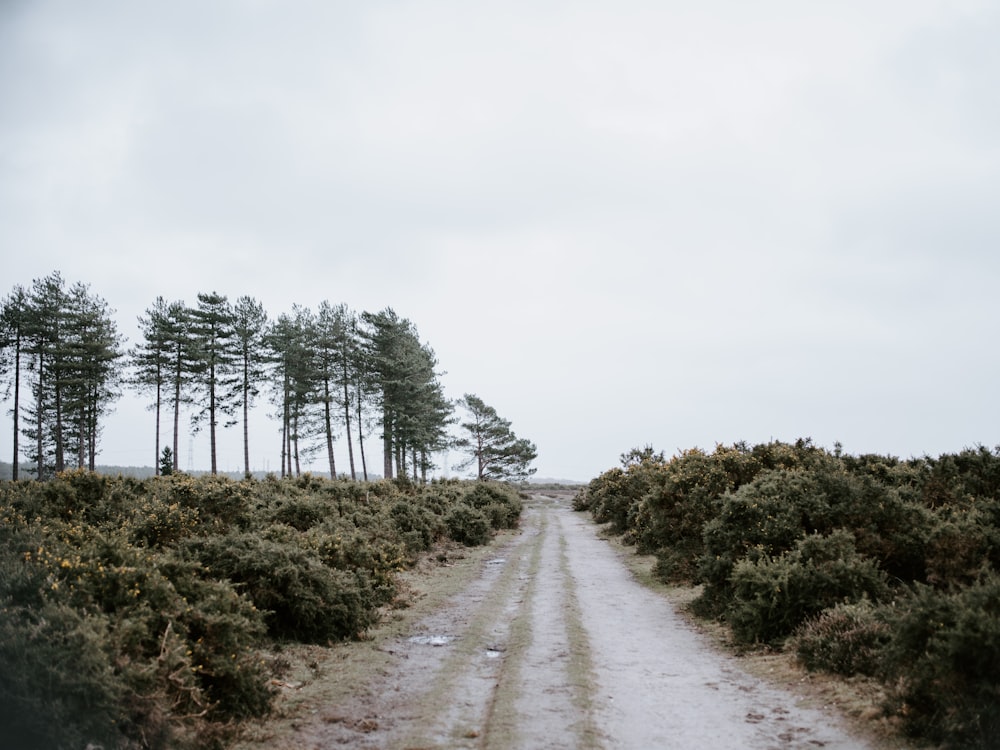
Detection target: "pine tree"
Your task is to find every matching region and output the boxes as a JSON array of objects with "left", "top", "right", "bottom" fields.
[
  {"left": 21, "top": 273, "right": 68, "bottom": 477},
  {"left": 314, "top": 302, "right": 342, "bottom": 478},
  {"left": 360, "top": 309, "right": 452, "bottom": 481},
  {"left": 16, "top": 274, "right": 123, "bottom": 476},
  {"left": 266, "top": 308, "right": 317, "bottom": 477},
  {"left": 188, "top": 292, "right": 236, "bottom": 475},
  {"left": 129, "top": 297, "right": 173, "bottom": 474},
  {"left": 230, "top": 296, "right": 268, "bottom": 478},
  {"left": 333, "top": 304, "right": 361, "bottom": 480},
  {"left": 163, "top": 301, "right": 195, "bottom": 473},
  {"left": 61, "top": 282, "right": 123, "bottom": 470},
  {"left": 454, "top": 394, "right": 537, "bottom": 481},
  {"left": 0, "top": 286, "right": 29, "bottom": 479}
]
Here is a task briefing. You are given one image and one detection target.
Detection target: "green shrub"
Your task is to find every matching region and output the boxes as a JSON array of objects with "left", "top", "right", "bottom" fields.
[
  {"left": 698, "top": 469, "right": 824, "bottom": 612},
  {"left": 632, "top": 446, "right": 746, "bottom": 559},
  {"left": 127, "top": 494, "right": 202, "bottom": 548},
  {"left": 0, "top": 473, "right": 515, "bottom": 747},
  {"left": 0, "top": 600, "right": 125, "bottom": 750},
  {"left": 159, "top": 475, "right": 253, "bottom": 532},
  {"left": 571, "top": 486, "right": 592, "bottom": 511},
  {"left": 924, "top": 507, "right": 997, "bottom": 588},
  {"left": 390, "top": 500, "right": 438, "bottom": 552},
  {"left": 464, "top": 482, "right": 522, "bottom": 529},
  {"left": 653, "top": 539, "right": 704, "bottom": 583},
  {"left": 271, "top": 497, "right": 330, "bottom": 531},
  {"left": 302, "top": 527, "right": 402, "bottom": 609},
  {"left": 727, "top": 530, "right": 889, "bottom": 645},
  {"left": 445, "top": 504, "right": 491, "bottom": 546},
  {"left": 882, "top": 576, "right": 1000, "bottom": 748},
  {"left": 184, "top": 533, "right": 372, "bottom": 642},
  {"left": 793, "top": 600, "right": 891, "bottom": 677}
]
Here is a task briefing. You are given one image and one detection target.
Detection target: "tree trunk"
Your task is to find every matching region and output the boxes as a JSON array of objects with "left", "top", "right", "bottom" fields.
[
  {"left": 279, "top": 418, "right": 287, "bottom": 478},
  {"left": 54, "top": 365, "right": 64, "bottom": 473},
  {"left": 172, "top": 350, "right": 182, "bottom": 472},
  {"left": 88, "top": 388, "right": 98, "bottom": 472},
  {"left": 76, "top": 411, "right": 85, "bottom": 469},
  {"left": 357, "top": 393, "right": 368, "bottom": 482},
  {"left": 35, "top": 352, "right": 44, "bottom": 478},
  {"left": 154, "top": 371, "right": 162, "bottom": 476},
  {"left": 12, "top": 334, "right": 20, "bottom": 481},
  {"left": 342, "top": 368, "right": 356, "bottom": 480},
  {"left": 382, "top": 403, "right": 393, "bottom": 479},
  {"left": 208, "top": 360, "right": 217, "bottom": 475},
  {"left": 324, "top": 377, "right": 336, "bottom": 479},
  {"left": 281, "top": 369, "right": 290, "bottom": 477},
  {"left": 242, "top": 357, "right": 250, "bottom": 478},
  {"left": 293, "top": 409, "right": 301, "bottom": 477}
]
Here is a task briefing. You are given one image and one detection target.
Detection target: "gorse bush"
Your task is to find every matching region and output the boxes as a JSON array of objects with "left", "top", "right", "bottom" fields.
[
  {"left": 0, "top": 472, "right": 521, "bottom": 749},
  {"left": 0, "top": 599, "right": 124, "bottom": 750},
  {"left": 581, "top": 439, "right": 1000, "bottom": 749},
  {"left": 445, "top": 504, "right": 492, "bottom": 546},
  {"left": 881, "top": 576, "right": 1000, "bottom": 748},
  {"left": 793, "top": 599, "right": 891, "bottom": 677},
  {"left": 727, "top": 530, "right": 889, "bottom": 645},
  {"left": 183, "top": 532, "right": 372, "bottom": 643}
]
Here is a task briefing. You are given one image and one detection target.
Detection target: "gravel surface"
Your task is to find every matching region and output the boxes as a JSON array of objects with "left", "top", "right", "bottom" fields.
[{"left": 286, "top": 493, "right": 873, "bottom": 749}]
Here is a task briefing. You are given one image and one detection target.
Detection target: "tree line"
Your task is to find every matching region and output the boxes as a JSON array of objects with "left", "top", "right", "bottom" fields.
[{"left": 0, "top": 272, "right": 536, "bottom": 482}]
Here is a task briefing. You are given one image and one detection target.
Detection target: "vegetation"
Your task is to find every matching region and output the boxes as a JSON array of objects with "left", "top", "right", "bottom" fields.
[
  {"left": 0, "top": 470, "right": 523, "bottom": 749},
  {"left": 453, "top": 394, "right": 538, "bottom": 482},
  {"left": 575, "top": 440, "right": 1000, "bottom": 749},
  {"left": 1, "top": 274, "right": 124, "bottom": 480},
  {"left": 1, "top": 273, "right": 537, "bottom": 483}
]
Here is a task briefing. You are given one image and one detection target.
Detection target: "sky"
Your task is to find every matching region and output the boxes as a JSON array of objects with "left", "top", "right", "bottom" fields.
[{"left": 2, "top": 1, "right": 999, "bottom": 482}]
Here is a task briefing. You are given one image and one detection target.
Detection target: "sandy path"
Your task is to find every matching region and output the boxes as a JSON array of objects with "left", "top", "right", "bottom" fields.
[{"left": 292, "top": 494, "right": 872, "bottom": 749}]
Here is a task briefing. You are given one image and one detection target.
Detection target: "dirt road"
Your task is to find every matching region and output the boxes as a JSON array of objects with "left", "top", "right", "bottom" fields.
[{"left": 291, "top": 493, "right": 873, "bottom": 749}]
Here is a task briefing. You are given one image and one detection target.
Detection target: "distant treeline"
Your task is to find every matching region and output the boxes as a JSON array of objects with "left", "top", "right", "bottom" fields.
[
  {"left": 575, "top": 439, "right": 1000, "bottom": 748},
  {"left": 0, "top": 462, "right": 387, "bottom": 483},
  {"left": 1, "top": 272, "right": 454, "bottom": 483}
]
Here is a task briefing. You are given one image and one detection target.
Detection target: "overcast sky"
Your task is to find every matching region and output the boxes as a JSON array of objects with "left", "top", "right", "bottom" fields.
[{"left": 2, "top": 1, "right": 999, "bottom": 481}]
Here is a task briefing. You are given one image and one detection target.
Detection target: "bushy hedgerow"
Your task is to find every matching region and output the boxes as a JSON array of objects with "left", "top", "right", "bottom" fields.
[
  {"left": 0, "top": 599, "right": 124, "bottom": 750},
  {"left": 727, "top": 530, "right": 889, "bottom": 645},
  {"left": 182, "top": 532, "right": 372, "bottom": 643},
  {"left": 881, "top": 576, "right": 1000, "bottom": 748},
  {"left": 0, "top": 507, "right": 270, "bottom": 749},
  {"left": 1, "top": 471, "right": 520, "bottom": 749},
  {"left": 578, "top": 447, "right": 668, "bottom": 535},
  {"left": 696, "top": 460, "right": 930, "bottom": 616},
  {"left": 390, "top": 500, "right": 440, "bottom": 553},
  {"left": 578, "top": 441, "right": 831, "bottom": 574},
  {"left": 924, "top": 504, "right": 1000, "bottom": 588},
  {"left": 582, "top": 440, "right": 1000, "bottom": 749}
]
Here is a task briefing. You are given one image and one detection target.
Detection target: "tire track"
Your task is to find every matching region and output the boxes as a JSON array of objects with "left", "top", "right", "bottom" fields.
[
  {"left": 486, "top": 498, "right": 599, "bottom": 750},
  {"left": 391, "top": 503, "right": 545, "bottom": 749}
]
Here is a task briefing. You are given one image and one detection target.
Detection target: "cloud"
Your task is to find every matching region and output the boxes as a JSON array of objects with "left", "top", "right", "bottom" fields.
[{"left": 1, "top": 1, "right": 999, "bottom": 480}]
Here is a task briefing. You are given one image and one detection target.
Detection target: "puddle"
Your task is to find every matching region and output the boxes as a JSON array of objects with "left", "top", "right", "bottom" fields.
[
  {"left": 485, "top": 649, "right": 504, "bottom": 659},
  {"left": 407, "top": 634, "right": 455, "bottom": 646}
]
